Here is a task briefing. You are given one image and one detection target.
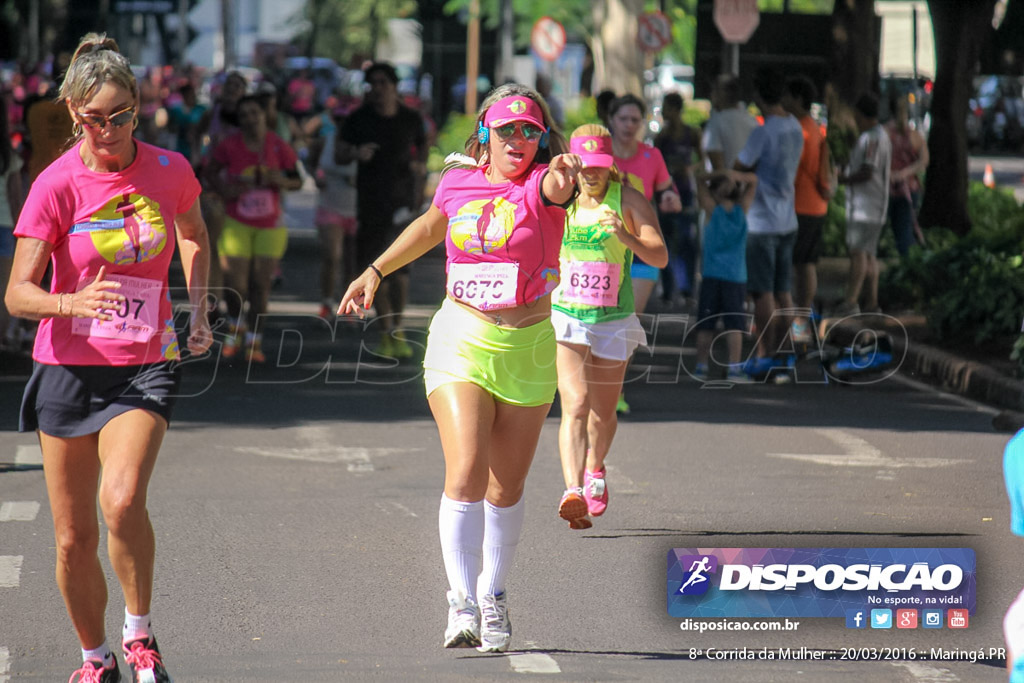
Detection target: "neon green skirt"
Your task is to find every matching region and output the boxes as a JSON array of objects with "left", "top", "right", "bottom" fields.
[{"left": 423, "top": 298, "right": 557, "bottom": 407}]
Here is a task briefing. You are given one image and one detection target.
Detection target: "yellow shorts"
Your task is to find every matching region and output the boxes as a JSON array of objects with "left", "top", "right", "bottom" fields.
[
  {"left": 423, "top": 298, "right": 557, "bottom": 407},
  {"left": 219, "top": 216, "right": 289, "bottom": 259}
]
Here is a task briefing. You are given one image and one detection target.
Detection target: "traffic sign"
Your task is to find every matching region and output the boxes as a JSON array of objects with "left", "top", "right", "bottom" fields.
[
  {"left": 531, "top": 16, "right": 566, "bottom": 62},
  {"left": 637, "top": 11, "right": 673, "bottom": 54},
  {"left": 713, "top": 0, "right": 760, "bottom": 44}
]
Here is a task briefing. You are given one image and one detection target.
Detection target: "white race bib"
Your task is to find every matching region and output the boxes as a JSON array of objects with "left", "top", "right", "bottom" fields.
[
  {"left": 447, "top": 262, "right": 519, "bottom": 311},
  {"left": 72, "top": 274, "right": 162, "bottom": 343},
  {"left": 560, "top": 261, "right": 620, "bottom": 307}
]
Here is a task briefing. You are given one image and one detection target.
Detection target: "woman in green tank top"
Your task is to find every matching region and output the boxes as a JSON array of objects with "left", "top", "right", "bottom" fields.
[{"left": 551, "top": 125, "right": 668, "bottom": 530}]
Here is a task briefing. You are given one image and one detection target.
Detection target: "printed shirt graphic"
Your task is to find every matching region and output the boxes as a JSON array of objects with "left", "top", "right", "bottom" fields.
[
  {"left": 434, "top": 165, "right": 566, "bottom": 309},
  {"left": 552, "top": 181, "right": 635, "bottom": 323},
  {"left": 212, "top": 131, "right": 298, "bottom": 228},
  {"left": 15, "top": 140, "right": 201, "bottom": 365}
]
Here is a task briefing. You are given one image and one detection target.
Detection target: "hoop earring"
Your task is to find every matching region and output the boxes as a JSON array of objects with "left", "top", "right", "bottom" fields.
[
  {"left": 71, "top": 121, "right": 82, "bottom": 138},
  {"left": 477, "top": 122, "right": 489, "bottom": 144},
  {"left": 133, "top": 117, "right": 139, "bottom": 130}
]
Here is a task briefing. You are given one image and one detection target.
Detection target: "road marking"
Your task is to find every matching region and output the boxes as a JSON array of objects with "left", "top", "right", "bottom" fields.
[
  {"left": 374, "top": 501, "right": 419, "bottom": 518},
  {"left": 0, "top": 557, "right": 22, "bottom": 588},
  {"left": 768, "top": 428, "right": 969, "bottom": 469},
  {"left": 0, "top": 502, "right": 40, "bottom": 522},
  {"left": 891, "top": 661, "right": 959, "bottom": 681},
  {"left": 231, "top": 445, "right": 417, "bottom": 472},
  {"left": 0, "top": 646, "right": 9, "bottom": 683},
  {"left": 14, "top": 445, "right": 42, "bottom": 467},
  {"left": 509, "top": 653, "right": 560, "bottom": 674}
]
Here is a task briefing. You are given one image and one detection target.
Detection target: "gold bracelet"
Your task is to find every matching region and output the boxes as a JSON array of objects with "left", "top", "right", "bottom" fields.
[
  {"left": 67, "top": 293, "right": 74, "bottom": 318},
  {"left": 56, "top": 293, "right": 65, "bottom": 318}
]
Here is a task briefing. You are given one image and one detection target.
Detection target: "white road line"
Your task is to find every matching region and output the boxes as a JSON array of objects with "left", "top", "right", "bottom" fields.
[
  {"left": 0, "top": 557, "right": 23, "bottom": 588},
  {"left": 0, "top": 502, "right": 40, "bottom": 522},
  {"left": 231, "top": 445, "right": 416, "bottom": 472},
  {"left": 891, "top": 661, "right": 959, "bottom": 682},
  {"left": 767, "top": 428, "right": 970, "bottom": 469},
  {"left": 0, "top": 646, "right": 10, "bottom": 683},
  {"left": 508, "top": 653, "right": 560, "bottom": 674},
  {"left": 14, "top": 445, "right": 42, "bottom": 467}
]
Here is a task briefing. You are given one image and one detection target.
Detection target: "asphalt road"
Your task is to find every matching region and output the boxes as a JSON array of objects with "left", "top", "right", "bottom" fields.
[{"left": 0, "top": 219, "right": 1021, "bottom": 681}]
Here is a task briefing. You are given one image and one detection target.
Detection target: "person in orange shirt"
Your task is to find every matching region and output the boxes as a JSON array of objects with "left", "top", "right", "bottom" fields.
[{"left": 783, "top": 75, "right": 834, "bottom": 339}]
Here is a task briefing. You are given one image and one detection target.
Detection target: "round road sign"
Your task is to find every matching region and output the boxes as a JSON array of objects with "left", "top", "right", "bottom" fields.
[
  {"left": 532, "top": 17, "right": 566, "bottom": 62},
  {"left": 637, "top": 11, "right": 673, "bottom": 54},
  {"left": 714, "top": 0, "right": 760, "bottom": 44}
]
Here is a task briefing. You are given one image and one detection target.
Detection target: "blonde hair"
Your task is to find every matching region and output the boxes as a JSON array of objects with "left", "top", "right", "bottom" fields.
[
  {"left": 59, "top": 33, "right": 137, "bottom": 109},
  {"left": 462, "top": 83, "right": 568, "bottom": 165},
  {"left": 569, "top": 123, "right": 621, "bottom": 183}
]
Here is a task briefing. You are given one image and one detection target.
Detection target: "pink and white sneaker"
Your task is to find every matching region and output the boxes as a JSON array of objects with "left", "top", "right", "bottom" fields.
[{"left": 584, "top": 468, "right": 608, "bottom": 516}]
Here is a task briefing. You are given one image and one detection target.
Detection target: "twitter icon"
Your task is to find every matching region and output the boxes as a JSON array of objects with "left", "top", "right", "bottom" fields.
[{"left": 871, "top": 609, "right": 893, "bottom": 629}]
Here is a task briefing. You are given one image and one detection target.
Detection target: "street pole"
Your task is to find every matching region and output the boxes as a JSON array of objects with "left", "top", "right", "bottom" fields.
[
  {"left": 221, "top": 0, "right": 237, "bottom": 70},
  {"left": 466, "top": 0, "right": 480, "bottom": 115},
  {"left": 178, "top": 0, "right": 189, "bottom": 66},
  {"left": 498, "top": 0, "right": 514, "bottom": 84},
  {"left": 27, "top": 0, "right": 38, "bottom": 65}
]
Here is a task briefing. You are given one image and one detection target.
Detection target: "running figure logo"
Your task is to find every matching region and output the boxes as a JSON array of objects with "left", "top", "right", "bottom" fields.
[{"left": 677, "top": 554, "right": 718, "bottom": 595}]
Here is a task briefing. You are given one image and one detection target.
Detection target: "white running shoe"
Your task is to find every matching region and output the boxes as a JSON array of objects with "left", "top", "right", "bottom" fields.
[
  {"left": 443, "top": 590, "right": 481, "bottom": 648},
  {"left": 477, "top": 591, "right": 511, "bottom": 653}
]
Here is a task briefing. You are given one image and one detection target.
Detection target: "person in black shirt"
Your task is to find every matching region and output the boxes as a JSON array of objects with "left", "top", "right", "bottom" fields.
[{"left": 336, "top": 62, "right": 427, "bottom": 358}]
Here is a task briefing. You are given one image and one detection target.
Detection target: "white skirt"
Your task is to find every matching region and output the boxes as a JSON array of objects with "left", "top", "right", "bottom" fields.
[{"left": 550, "top": 309, "right": 647, "bottom": 362}]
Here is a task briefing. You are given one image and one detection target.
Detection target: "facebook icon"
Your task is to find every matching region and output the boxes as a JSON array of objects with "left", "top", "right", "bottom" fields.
[{"left": 845, "top": 609, "right": 867, "bottom": 629}]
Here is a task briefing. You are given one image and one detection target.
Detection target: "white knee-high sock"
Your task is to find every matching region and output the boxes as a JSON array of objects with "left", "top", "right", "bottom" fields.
[
  {"left": 439, "top": 494, "right": 484, "bottom": 603},
  {"left": 478, "top": 498, "right": 525, "bottom": 598}
]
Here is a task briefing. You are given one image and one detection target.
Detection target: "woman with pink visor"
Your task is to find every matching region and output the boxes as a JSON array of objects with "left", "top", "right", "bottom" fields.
[
  {"left": 339, "top": 85, "right": 581, "bottom": 652},
  {"left": 551, "top": 125, "right": 667, "bottom": 530}
]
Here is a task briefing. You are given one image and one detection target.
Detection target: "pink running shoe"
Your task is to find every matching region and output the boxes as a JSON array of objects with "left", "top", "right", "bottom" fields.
[
  {"left": 584, "top": 468, "right": 608, "bottom": 516},
  {"left": 558, "top": 488, "right": 591, "bottom": 529}
]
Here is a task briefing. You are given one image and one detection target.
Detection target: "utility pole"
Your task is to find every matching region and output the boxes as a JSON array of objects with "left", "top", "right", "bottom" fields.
[
  {"left": 466, "top": 0, "right": 480, "bottom": 115},
  {"left": 498, "top": 0, "right": 514, "bottom": 84},
  {"left": 221, "top": 0, "right": 237, "bottom": 70}
]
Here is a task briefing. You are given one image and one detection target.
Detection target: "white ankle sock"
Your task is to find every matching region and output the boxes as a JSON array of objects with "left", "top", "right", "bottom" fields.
[
  {"left": 438, "top": 494, "right": 484, "bottom": 603},
  {"left": 122, "top": 608, "right": 152, "bottom": 642},
  {"left": 82, "top": 643, "right": 115, "bottom": 668},
  {"left": 478, "top": 497, "right": 525, "bottom": 598}
]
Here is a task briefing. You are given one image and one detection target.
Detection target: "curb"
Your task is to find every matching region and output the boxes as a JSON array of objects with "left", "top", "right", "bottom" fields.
[{"left": 830, "top": 321, "right": 1024, "bottom": 432}]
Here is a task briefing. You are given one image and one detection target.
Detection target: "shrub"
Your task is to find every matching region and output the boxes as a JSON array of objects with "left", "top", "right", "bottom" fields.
[{"left": 880, "top": 183, "right": 1024, "bottom": 368}]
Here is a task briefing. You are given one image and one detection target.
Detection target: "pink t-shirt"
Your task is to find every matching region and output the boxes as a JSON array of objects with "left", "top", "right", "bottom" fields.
[
  {"left": 212, "top": 131, "right": 298, "bottom": 228},
  {"left": 15, "top": 141, "right": 201, "bottom": 366},
  {"left": 433, "top": 164, "right": 567, "bottom": 310},
  {"left": 614, "top": 143, "right": 670, "bottom": 201}
]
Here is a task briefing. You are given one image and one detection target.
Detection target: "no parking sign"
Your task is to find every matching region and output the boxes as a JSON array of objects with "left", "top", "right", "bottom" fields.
[
  {"left": 637, "top": 11, "right": 672, "bottom": 54},
  {"left": 532, "top": 16, "right": 566, "bottom": 62}
]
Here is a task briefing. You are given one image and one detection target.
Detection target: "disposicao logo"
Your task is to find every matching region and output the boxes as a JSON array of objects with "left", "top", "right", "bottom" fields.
[
  {"left": 583, "top": 139, "right": 598, "bottom": 152},
  {"left": 508, "top": 99, "right": 527, "bottom": 114},
  {"left": 667, "top": 548, "right": 976, "bottom": 619}
]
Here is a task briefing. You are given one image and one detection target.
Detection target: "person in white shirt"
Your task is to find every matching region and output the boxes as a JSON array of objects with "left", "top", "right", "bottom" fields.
[
  {"left": 835, "top": 93, "right": 891, "bottom": 316},
  {"left": 704, "top": 75, "right": 759, "bottom": 171}
]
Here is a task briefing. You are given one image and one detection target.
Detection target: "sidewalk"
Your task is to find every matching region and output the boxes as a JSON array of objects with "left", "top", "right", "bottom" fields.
[{"left": 815, "top": 256, "right": 1024, "bottom": 431}]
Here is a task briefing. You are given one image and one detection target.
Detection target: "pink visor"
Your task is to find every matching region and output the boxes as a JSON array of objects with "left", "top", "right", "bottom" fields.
[
  {"left": 570, "top": 135, "right": 615, "bottom": 168},
  {"left": 484, "top": 95, "right": 546, "bottom": 129}
]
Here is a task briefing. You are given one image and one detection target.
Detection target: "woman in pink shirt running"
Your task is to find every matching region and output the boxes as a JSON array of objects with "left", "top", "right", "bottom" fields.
[
  {"left": 5, "top": 33, "right": 211, "bottom": 683},
  {"left": 340, "top": 84, "right": 581, "bottom": 653}
]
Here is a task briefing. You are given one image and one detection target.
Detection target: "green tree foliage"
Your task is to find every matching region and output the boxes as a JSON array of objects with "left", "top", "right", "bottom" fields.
[{"left": 292, "top": 0, "right": 417, "bottom": 66}]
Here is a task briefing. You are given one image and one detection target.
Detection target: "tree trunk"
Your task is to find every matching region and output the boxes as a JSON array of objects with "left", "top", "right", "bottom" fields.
[
  {"left": 829, "top": 0, "right": 878, "bottom": 107},
  {"left": 918, "top": 0, "right": 996, "bottom": 235},
  {"left": 593, "top": 0, "right": 644, "bottom": 97}
]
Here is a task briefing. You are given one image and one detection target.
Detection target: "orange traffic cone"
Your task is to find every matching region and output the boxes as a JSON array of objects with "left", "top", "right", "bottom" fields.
[{"left": 984, "top": 163, "right": 996, "bottom": 188}]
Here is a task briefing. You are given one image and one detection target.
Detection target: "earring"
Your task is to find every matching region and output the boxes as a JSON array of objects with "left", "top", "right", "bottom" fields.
[
  {"left": 539, "top": 131, "right": 549, "bottom": 149},
  {"left": 71, "top": 121, "right": 82, "bottom": 138},
  {"left": 133, "top": 117, "right": 139, "bottom": 130},
  {"left": 477, "top": 122, "right": 489, "bottom": 144}
]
